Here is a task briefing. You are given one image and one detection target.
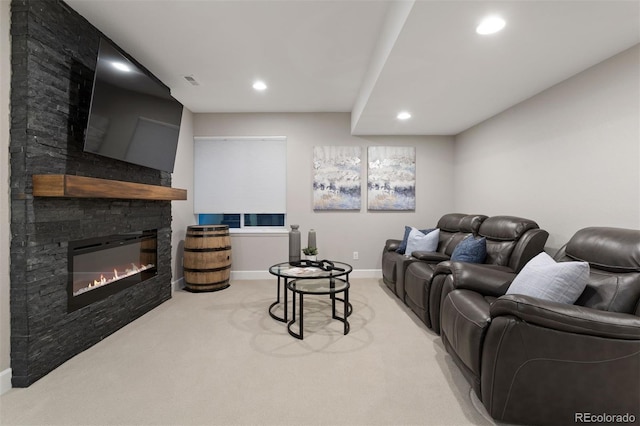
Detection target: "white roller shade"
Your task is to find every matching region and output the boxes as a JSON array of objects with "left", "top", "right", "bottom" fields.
[{"left": 194, "top": 137, "right": 287, "bottom": 213}]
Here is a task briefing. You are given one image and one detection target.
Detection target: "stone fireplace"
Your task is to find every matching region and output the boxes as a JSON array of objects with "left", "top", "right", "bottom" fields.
[{"left": 9, "top": 0, "right": 175, "bottom": 387}]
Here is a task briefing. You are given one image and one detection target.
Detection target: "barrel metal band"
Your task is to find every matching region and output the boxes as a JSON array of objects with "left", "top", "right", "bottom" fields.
[
  {"left": 184, "top": 264, "right": 232, "bottom": 273},
  {"left": 184, "top": 246, "right": 232, "bottom": 252},
  {"left": 186, "top": 233, "right": 230, "bottom": 238},
  {"left": 185, "top": 279, "right": 229, "bottom": 286}
]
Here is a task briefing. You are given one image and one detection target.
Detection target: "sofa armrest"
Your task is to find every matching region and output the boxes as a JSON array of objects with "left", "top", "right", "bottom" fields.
[
  {"left": 412, "top": 251, "right": 450, "bottom": 263},
  {"left": 384, "top": 239, "right": 401, "bottom": 252},
  {"left": 433, "top": 261, "right": 515, "bottom": 297},
  {"left": 508, "top": 228, "right": 549, "bottom": 272},
  {"left": 491, "top": 294, "right": 640, "bottom": 340}
]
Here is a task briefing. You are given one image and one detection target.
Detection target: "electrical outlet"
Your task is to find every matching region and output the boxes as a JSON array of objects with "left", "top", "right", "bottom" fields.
[{"left": 353, "top": 251, "right": 359, "bottom": 260}]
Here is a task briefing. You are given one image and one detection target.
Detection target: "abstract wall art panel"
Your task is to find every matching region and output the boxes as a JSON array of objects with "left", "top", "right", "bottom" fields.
[
  {"left": 313, "top": 146, "right": 362, "bottom": 210},
  {"left": 367, "top": 146, "right": 416, "bottom": 210}
]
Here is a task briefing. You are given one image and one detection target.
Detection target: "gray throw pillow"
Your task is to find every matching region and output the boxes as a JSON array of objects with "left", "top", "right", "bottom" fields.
[
  {"left": 405, "top": 228, "right": 440, "bottom": 256},
  {"left": 506, "top": 252, "right": 589, "bottom": 304},
  {"left": 396, "top": 226, "right": 435, "bottom": 254}
]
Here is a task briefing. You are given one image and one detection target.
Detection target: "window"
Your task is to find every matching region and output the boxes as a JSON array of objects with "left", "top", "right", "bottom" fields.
[
  {"left": 198, "top": 214, "right": 241, "bottom": 228},
  {"left": 198, "top": 213, "right": 285, "bottom": 228},
  {"left": 244, "top": 214, "right": 285, "bottom": 227},
  {"left": 194, "top": 137, "right": 287, "bottom": 230}
]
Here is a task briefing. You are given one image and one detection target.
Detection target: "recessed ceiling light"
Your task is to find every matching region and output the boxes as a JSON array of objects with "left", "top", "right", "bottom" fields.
[
  {"left": 397, "top": 111, "right": 411, "bottom": 120},
  {"left": 253, "top": 80, "right": 267, "bottom": 91},
  {"left": 111, "top": 61, "right": 131, "bottom": 72},
  {"left": 476, "top": 16, "right": 506, "bottom": 35}
]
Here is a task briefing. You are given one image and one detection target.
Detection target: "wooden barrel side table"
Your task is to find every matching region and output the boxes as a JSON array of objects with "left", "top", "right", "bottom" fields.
[{"left": 183, "top": 225, "right": 231, "bottom": 292}]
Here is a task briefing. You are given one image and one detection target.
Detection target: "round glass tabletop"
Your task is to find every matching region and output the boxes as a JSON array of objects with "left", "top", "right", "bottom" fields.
[{"left": 268, "top": 260, "right": 352, "bottom": 279}]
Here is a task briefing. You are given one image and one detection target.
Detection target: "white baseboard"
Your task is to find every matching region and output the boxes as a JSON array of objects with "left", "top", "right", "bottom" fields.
[
  {"left": 0, "top": 368, "right": 11, "bottom": 395},
  {"left": 231, "top": 269, "right": 381, "bottom": 280},
  {"left": 343, "top": 269, "right": 382, "bottom": 279},
  {"left": 172, "top": 276, "right": 185, "bottom": 292}
]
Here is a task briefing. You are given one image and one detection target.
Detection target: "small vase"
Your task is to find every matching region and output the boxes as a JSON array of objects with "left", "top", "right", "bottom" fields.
[
  {"left": 308, "top": 229, "right": 316, "bottom": 250},
  {"left": 289, "top": 225, "right": 301, "bottom": 263},
  {"left": 305, "top": 255, "right": 317, "bottom": 261}
]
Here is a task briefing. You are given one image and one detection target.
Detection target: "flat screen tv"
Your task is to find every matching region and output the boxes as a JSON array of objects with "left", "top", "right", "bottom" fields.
[{"left": 84, "top": 38, "right": 183, "bottom": 173}]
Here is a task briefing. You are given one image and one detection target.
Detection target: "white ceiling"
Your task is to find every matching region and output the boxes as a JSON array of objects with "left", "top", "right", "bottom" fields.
[{"left": 66, "top": 0, "right": 640, "bottom": 136}]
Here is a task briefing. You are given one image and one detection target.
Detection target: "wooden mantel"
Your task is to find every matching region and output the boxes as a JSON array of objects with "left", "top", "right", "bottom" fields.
[{"left": 32, "top": 174, "right": 187, "bottom": 201}]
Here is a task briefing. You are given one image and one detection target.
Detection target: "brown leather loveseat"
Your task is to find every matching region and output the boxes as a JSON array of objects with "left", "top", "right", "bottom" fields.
[
  {"left": 381, "top": 213, "right": 486, "bottom": 300},
  {"left": 406, "top": 215, "right": 549, "bottom": 332}
]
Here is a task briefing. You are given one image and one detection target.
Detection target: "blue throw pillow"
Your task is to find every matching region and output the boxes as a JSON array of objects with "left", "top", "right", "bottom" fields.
[
  {"left": 396, "top": 226, "right": 435, "bottom": 254},
  {"left": 451, "top": 235, "right": 487, "bottom": 263}
]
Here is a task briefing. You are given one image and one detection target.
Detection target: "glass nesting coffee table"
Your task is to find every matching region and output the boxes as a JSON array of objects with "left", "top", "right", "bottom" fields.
[{"left": 268, "top": 260, "right": 352, "bottom": 339}]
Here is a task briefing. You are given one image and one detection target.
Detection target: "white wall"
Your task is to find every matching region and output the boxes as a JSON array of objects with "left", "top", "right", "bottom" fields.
[
  {"left": 453, "top": 45, "right": 640, "bottom": 251},
  {"left": 194, "top": 112, "right": 455, "bottom": 273},
  {"left": 1, "top": 0, "right": 11, "bottom": 393},
  {"left": 171, "top": 108, "right": 196, "bottom": 290}
]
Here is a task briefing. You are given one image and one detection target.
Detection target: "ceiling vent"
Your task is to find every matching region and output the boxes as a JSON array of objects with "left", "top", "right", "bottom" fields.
[{"left": 183, "top": 75, "right": 200, "bottom": 86}]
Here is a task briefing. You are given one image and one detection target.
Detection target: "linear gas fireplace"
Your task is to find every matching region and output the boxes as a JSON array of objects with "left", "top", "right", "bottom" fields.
[{"left": 68, "top": 230, "right": 158, "bottom": 312}]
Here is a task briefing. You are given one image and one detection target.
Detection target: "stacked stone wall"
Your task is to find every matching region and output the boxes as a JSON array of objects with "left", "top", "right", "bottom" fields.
[{"left": 10, "top": 0, "right": 173, "bottom": 387}]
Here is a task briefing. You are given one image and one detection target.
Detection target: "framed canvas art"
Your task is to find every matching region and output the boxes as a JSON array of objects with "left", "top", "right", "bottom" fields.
[
  {"left": 313, "top": 146, "right": 361, "bottom": 210},
  {"left": 367, "top": 146, "right": 415, "bottom": 210}
]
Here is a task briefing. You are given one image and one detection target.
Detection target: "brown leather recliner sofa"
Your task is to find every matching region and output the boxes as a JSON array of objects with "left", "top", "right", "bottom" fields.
[
  {"left": 405, "top": 215, "right": 549, "bottom": 332},
  {"left": 438, "top": 227, "right": 640, "bottom": 425},
  {"left": 381, "top": 213, "right": 487, "bottom": 301}
]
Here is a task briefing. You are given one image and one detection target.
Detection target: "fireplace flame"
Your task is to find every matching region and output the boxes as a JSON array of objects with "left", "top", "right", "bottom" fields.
[
  {"left": 73, "top": 263, "right": 155, "bottom": 296},
  {"left": 91, "top": 274, "right": 107, "bottom": 287}
]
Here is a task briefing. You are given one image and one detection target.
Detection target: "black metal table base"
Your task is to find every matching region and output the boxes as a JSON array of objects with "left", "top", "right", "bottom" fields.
[
  {"left": 287, "top": 287, "right": 350, "bottom": 340},
  {"left": 268, "top": 276, "right": 289, "bottom": 323},
  {"left": 268, "top": 261, "right": 353, "bottom": 339}
]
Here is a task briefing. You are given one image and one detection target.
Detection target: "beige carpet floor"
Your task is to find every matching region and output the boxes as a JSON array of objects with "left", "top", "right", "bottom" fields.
[{"left": 0, "top": 278, "right": 496, "bottom": 426}]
